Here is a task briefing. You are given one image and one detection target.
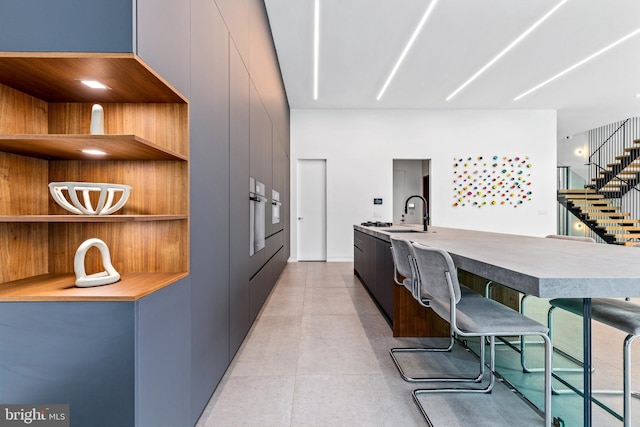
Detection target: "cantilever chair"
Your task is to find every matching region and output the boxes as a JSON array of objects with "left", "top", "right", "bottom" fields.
[
  {"left": 388, "top": 237, "right": 483, "bottom": 383},
  {"left": 410, "top": 243, "right": 552, "bottom": 426}
]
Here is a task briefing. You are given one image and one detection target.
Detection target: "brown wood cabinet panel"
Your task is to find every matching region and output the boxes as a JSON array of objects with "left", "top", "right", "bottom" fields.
[
  {"left": 0, "top": 53, "right": 189, "bottom": 300},
  {"left": 0, "top": 223, "right": 48, "bottom": 282},
  {"left": 0, "top": 152, "right": 48, "bottom": 215},
  {"left": 392, "top": 280, "right": 450, "bottom": 337},
  {"left": 0, "top": 54, "right": 186, "bottom": 103},
  {"left": 0, "top": 84, "right": 48, "bottom": 133},
  {"left": 0, "top": 272, "right": 188, "bottom": 301},
  {"left": 48, "top": 160, "right": 187, "bottom": 215},
  {"left": 47, "top": 220, "right": 187, "bottom": 274},
  {"left": 48, "top": 103, "right": 188, "bottom": 156}
]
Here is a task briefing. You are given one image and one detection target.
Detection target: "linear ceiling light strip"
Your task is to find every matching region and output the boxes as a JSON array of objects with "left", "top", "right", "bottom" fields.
[
  {"left": 376, "top": 0, "right": 439, "bottom": 101},
  {"left": 446, "top": 0, "right": 569, "bottom": 102},
  {"left": 514, "top": 27, "right": 640, "bottom": 101},
  {"left": 313, "top": 0, "right": 320, "bottom": 100}
]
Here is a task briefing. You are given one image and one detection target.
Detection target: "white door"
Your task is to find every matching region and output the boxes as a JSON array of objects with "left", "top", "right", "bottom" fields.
[{"left": 297, "top": 159, "right": 326, "bottom": 261}]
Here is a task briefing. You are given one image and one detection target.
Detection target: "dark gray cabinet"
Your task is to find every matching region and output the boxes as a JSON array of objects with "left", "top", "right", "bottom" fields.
[
  {"left": 0, "top": 279, "right": 191, "bottom": 427},
  {"left": 249, "top": 265, "right": 267, "bottom": 322},
  {"left": 229, "top": 39, "right": 251, "bottom": 358},
  {"left": 375, "top": 237, "right": 394, "bottom": 318},
  {"left": 250, "top": 81, "right": 274, "bottom": 235},
  {"left": 189, "top": 0, "right": 230, "bottom": 422},
  {"left": 137, "top": 0, "right": 191, "bottom": 97},
  {"left": 353, "top": 230, "right": 393, "bottom": 321},
  {"left": 0, "top": 1, "right": 289, "bottom": 426},
  {"left": 0, "top": 0, "right": 133, "bottom": 53}
]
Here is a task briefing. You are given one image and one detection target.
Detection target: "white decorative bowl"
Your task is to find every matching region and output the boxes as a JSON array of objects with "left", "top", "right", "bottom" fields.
[{"left": 48, "top": 182, "right": 132, "bottom": 215}]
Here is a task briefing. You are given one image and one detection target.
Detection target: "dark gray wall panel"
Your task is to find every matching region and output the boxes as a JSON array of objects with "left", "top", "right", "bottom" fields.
[
  {"left": 0, "top": 302, "right": 135, "bottom": 427},
  {"left": 0, "top": 0, "right": 133, "bottom": 52},
  {"left": 215, "top": 0, "right": 249, "bottom": 66},
  {"left": 190, "top": 0, "right": 230, "bottom": 423},
  {"left": 136, "top": 279, "right": 191, "bottom": 427},
  {"left": 136, "top": 0, "right": 190, "bottom": 97},
  {"left": 247, "top": 0, "right": 290, "bottom": 157},
  {"left": 229, "top": 39, "right": 251, "bottom": 358}
]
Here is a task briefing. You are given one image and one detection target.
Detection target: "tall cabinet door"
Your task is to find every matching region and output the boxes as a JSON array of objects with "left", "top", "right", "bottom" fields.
[
  {"left": 189, "top": 0, "right": 230, "bottom": 422},
  {"left": 229, "top": 39, "right": 251, "bottom": 358}
]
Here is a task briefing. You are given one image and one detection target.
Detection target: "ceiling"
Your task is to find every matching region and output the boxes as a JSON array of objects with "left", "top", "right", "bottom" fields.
[{"left": 264, "top": 0, "right": 640, "bottom": 137}]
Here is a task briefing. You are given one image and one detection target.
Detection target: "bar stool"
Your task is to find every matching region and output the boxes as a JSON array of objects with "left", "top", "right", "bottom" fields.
[
  {"left": 548, "top": 298, "right": 640, "bottom": 426},
  {"left": 388, "top": 236, "right": 483, "bottom": 384},
  {"left": 410, "top": 243, "right": 552, "bottom": 426}
]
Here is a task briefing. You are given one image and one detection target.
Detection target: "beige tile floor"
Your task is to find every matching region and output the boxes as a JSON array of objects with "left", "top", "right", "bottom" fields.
[{"left": 196, "top": 262, "right": 640, "bottom": 427}]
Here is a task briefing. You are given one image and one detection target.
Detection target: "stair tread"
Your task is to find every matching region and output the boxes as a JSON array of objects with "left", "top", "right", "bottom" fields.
[
  {"left": 598, "top": 226, "right": 640, "bottom": 231},
  {"left": 572, "top": 202, "right": 618, "bottom": 207},
  {"left": 558, "top": 189, "right": 597, "bottom": 193},
  {"left": 561, "top": 194, "right": 605, "bottom": 199},
  {"left": 587, "top": 212, "right": 630, "bottom": 216}
]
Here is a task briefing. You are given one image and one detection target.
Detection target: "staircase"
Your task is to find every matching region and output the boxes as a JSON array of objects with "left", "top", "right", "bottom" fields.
[
  {"left": 558, "top": 119, "right": 640, "bottom": 245},
  {"left": 591, "top": 138, "right": 640, "bottom": 197},
  {"left": 558, "top": 190, "right": 640, "bottom": 245}
]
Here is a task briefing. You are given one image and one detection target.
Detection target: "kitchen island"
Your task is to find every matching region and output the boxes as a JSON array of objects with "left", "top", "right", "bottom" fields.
[{"left": 354, "top": 223, "right": 640, "bottom": 426}]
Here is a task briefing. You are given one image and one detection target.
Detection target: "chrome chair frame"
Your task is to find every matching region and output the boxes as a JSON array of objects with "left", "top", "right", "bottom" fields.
[
  {"left": 410, "top": 244, "right": 552, "bottom": 427},
  {"left": 388, "top": 237, "right": 483, "bottom": 384}
]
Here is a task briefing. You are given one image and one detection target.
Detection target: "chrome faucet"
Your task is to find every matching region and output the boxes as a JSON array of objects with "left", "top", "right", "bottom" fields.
[{"left": 404, "top": 195, "right": 429, "bottom": 231}]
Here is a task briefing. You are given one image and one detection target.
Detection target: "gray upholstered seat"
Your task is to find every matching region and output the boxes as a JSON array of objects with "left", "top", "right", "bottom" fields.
[
  {"left": 389, "top": 237, "right": 484, "bottom": 384},
  {"left": 410, "top": 243, "right": 552, "bottom": 426},
  {"left": 549, "top": 297, "right": 640, "bottom": 426},
  {"left": 430, "top": 296, "right": 549, "bottom": 335}
]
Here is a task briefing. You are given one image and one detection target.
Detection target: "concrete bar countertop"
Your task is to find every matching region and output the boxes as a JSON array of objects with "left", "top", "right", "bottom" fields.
[{"left": 354, "top": 224, "right": 640, "bottom": 299}]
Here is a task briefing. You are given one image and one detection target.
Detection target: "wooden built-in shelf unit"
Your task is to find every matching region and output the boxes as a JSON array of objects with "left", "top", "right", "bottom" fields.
[{"left": 0, "top": 53, "right": 189, "bottom": 301}]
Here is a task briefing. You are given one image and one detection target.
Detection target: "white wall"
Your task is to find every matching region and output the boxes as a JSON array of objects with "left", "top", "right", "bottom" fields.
[{"left": 290, "top": 109, "right": 557, "bottom": 262}]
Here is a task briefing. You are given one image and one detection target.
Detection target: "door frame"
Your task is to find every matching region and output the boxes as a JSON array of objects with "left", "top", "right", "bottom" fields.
[{"left": 296, "top": 158, "right": 327, "bottom": 261}]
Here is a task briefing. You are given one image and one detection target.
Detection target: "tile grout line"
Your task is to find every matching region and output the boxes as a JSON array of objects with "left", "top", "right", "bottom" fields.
[{"left": 289, "top": 262, "right": 309, "bottom": 427}]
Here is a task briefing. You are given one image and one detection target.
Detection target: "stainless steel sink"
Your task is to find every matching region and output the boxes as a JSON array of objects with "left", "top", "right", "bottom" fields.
[{"left": 384, "top": 229, "right": 424, "bottom": 233}]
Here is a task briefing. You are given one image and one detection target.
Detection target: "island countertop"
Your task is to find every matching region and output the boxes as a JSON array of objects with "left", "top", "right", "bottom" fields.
[{"left": 354, "top": 224, "right": 640, "bottom": 299}]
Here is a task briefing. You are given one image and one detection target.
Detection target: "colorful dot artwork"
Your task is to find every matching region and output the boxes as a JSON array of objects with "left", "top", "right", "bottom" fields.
[{"left": 452, "top": 155, "right": 533, "bottom": 208}]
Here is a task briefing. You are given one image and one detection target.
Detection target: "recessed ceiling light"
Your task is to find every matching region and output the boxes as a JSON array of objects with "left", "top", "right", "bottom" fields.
[
  {"left": 81, "top": 149, "right": 107, "bottom": 156},
  {"left": 446, "top": 0, "right": 569, "bottom": 101},
  {"left": 636, "top": 93, "right": 640, "bottom": 98},
  {"left": 376, "top": 0, "right": 439, "bottom": 101},
  {"left": 80, "top": 80, "right": 110, "bottom": 90},
  {"left": 313, "top": 0, "right": 320, "bottom": 100},
  {"left": 514, "top": 27, "right": 640, "bottom": 101}
]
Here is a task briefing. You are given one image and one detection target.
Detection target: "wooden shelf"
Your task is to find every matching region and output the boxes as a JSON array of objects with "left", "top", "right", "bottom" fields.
[
  {"left": 0, "top": 52, "right": 186, "bottom": 103},
  {"left": 0, "top": 134, "right": 187, "bottom": 160},
  {"left": 0, "top": 272, "right": 189, "bottom": 301},
  {"left": 0, "top": 53, "right": 190, "bottom": 300},
  {"left": 0, "top": 214, "right": 188, "bottom": 223}
]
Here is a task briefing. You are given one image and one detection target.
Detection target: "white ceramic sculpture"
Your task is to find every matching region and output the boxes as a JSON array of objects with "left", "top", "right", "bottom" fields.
[
  {"left": 74, "top": 238, "right": 120, "bottom": 287},
  {"left": 90, "top": 104, "right": 104, "bottom": 135},
  {"left": 48, "top": 182, "right": 131, "bottom": 215}
]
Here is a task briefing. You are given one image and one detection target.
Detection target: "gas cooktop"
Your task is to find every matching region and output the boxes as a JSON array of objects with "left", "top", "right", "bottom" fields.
[{"left": 360, "top": 221, "right": 392, "bottom": 227}]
